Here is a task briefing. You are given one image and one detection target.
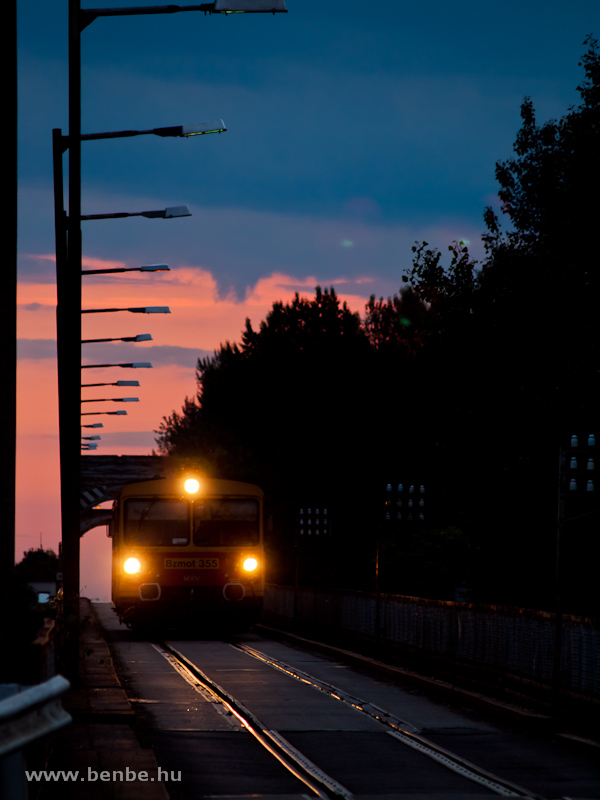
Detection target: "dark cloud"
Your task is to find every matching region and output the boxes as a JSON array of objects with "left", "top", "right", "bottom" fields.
[
  {"left": 81, "top": 343, "right": 212, "bottom": 369},
  {"left": 18, "top": 252, "right": 56, "bottom": 283},
  {"left": 17, "top": 339, "right": 56, "bottom": 360},
  {"left": 18, "top": 340, "right": 212, "bottom": 368},
  {"left": 20, "top": 302, "right": 54, "bottom": 311},
  {"left": 82, "top": 431, "right": 158, "bottom": 450}
]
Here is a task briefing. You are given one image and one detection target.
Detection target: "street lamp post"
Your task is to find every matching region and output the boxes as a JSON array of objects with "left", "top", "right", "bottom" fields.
[
  {"left": 56, "top": 0, "right": 287, "bottom": 680},
  {"left": 82, "top": 264, "right": 169, "bottom": 276},
  {"left": 82, "top": 334, "right": 152, "bottom": 344},
  {"left": 81, "top": 410, "right": 128, "bottom": 416},
  {"left": 81, "top": 362, "right": 152, "bottom": 369},
  {"left": 81, "top": 397, "right": 139, "bottom": 403},
  {"left": 82, "top": 380, "right": 140, "bottom": 387},
  {"left": 53, "top": 129, "right": 191, "bottom": 670},
  {"left": 80, "top": 120, "right": 226, "bottom": 140},
  {"left": 81, "top": 205, "right": 191, "bottom": 221},
  {"left": 82, "top": 307, "right": 170, "bottom": 314}
]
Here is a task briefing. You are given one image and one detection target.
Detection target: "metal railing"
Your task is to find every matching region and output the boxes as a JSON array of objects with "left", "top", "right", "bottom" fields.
[
  {"left": 0, "top": 675, "right": 71, "bottom": 799},
  {"left": 263, "top": 584, "right": 600, "bottom": 705}
]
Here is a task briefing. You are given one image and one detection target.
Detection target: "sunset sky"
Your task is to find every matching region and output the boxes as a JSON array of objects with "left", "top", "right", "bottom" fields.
[{"left": 17, "top": 0, "right": 599, "bottom": 598}]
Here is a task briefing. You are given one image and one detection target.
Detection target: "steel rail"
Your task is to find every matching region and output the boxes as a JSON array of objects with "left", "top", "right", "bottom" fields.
[
  {"left": 232, "top": 642, "right": 544, "bottom": 800},
  {"left": 153, "top": 642, "right": 354, "bottom": 800}
]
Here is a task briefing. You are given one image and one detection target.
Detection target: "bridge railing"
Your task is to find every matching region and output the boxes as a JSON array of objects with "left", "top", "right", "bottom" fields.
[
  {"left": 263, "top": 584, "right": 599, "bottom": 708},
  {"left": 0, "top": 675, "right": 71, "bottom": 799}
]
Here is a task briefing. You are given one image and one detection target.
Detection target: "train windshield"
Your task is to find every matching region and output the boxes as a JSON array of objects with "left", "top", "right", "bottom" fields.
[
  {"left": 193, "top": 499, "right": 259, "bottom": 546},
  {"left": 123, "top": 498, "right": 189, "bottom": 546}
]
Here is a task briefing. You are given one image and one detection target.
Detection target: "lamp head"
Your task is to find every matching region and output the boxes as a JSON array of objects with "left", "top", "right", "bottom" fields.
[
  {"left": 163, "top": 205, "right": 191, "bottom": 218},
  {"left": 181, "top": 120, "right": 227, "bottom": 136}
]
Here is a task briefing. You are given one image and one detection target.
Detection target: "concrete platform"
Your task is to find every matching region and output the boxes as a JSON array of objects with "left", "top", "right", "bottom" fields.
[{"left": 34, "top": 599, "right": 168, "bottom": 800}]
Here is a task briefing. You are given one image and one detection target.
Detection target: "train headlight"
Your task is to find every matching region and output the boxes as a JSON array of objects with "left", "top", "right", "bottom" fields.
[
  {"left": 242, "top": 557, "right": 259, "bottom": 573},
  {"left": 123, "top": 557, "right": 142, "bottom": 575},
  {"left": 184, "top": 478, "right": 201, "bottom": 495}
]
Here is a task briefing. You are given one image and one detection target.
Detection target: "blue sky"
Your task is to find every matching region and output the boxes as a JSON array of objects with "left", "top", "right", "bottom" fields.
[
  {"left": 19, "top": 1, "right": 600, "bottom": 299},
  {"left": 16, "top": 1, "right": 600, "bottom": 570}
]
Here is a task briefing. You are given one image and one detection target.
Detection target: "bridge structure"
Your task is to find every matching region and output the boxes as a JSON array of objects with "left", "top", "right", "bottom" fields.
[{"left": 79, "top": 455, "right": 173, "bottom": 535}]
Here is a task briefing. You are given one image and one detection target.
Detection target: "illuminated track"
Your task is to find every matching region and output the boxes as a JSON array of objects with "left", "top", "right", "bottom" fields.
[
  {"left": 154, "top": 640, "right": 544, "bottom": 800},
  {"left": 232, "top": 643, "right": 543, "bottom": 799},
  {"left": 153, "top": 642, "right": 354, "bottom": 800}
]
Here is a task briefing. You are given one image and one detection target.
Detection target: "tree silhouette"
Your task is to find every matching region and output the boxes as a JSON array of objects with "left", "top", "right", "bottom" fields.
[
  {"left": 157, "top": 286, "right": 371, "bottom": 486},
  {"left": 398, "top": 37, "right": 600, "bottom": 611},
  {"left": 15, "top": 547, "right": 60, "bottom": 583},
  {"left": 156, "top": 41, "right": 599, "bottom": 610}
]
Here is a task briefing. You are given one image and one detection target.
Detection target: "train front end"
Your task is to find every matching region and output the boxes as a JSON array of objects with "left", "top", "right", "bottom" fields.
[{"left": 111, "top": 477, "right": 264, "bottom": 631}]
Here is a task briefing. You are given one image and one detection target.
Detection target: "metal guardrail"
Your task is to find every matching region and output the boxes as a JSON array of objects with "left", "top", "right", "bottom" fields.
[
  {"left": 0, "top": 675, "right": 71, "bottom": 799},
  {"left": 264, "top": 585, "right": 600, "bottom": 705},
  {"left": 0, "top": 675, "right": 71, "bottom": 759}
]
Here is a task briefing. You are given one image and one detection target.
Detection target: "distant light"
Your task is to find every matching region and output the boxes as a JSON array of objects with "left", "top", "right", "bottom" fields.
[{"left": 341, "top": 239, "right": 354, "bottom": 248}]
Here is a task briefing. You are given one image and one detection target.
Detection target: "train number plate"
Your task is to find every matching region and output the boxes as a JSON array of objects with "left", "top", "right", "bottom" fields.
[{"left": 164, "top": 558, "right": 219, "bottom": 569}]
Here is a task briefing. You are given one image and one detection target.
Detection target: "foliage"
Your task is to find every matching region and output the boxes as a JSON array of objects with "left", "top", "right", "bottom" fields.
[
  {"left": 15, "top": 547, "right": 60, "bottom": 582},
  {"left": 157, "top": 286, "right": 370, "bottom": 486},
  {"left": 489, "top": 35, "right": 599, "bottom": 255},
  {"left": 378, "top": 525, "right": 479, "bottom": 600},
  {"left": 155, "top": 41, "right": 600, "bottom": 613},
  {"left": 403, "top": 240, "right": 478, "bottom": 322},
  {"left": 479, "top": 35, "right": 600, "bottom": 312},
  {"left": 0, "top": 569, "right": 47, "bottom": 683},
  {"left": 363, "top": 285, "right": 430, "bottom": 354}
]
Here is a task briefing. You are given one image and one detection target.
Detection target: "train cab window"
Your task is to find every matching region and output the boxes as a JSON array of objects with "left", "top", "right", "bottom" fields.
[
  {"left": 193, "top": 499, "right": 259, "bottom": 546},
  {"left": 124, "top": 498, "right": 189, "bottom": 546}
]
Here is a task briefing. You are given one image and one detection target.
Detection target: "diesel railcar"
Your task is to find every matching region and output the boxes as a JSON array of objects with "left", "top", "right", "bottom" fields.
[{"left": 110, "top": 476, "right": 264, "bottom": 631}]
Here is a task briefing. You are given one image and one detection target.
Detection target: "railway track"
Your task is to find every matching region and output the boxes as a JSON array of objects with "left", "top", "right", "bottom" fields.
[{"left": 153, "top": 639, "right": 545, "bottom": 800}]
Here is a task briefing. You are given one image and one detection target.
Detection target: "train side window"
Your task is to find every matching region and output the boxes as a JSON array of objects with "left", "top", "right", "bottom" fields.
[{"left": 124, "top": 498, "right": 189, "bottom": 546}]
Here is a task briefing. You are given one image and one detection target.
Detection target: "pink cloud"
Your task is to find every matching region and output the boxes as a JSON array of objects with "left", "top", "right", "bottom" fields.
[
  {"left": 16, "top": 266, "right": 377, "bottom": 590},
  {"left": 28, "top": 253, "right": 130, "bottom": 271}
]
